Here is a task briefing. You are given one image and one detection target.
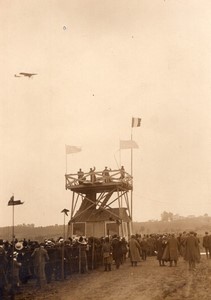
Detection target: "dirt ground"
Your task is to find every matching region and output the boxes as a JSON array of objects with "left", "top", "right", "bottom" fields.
[{"left": 15, "top": 254, "right": 211, "bottom": 300}]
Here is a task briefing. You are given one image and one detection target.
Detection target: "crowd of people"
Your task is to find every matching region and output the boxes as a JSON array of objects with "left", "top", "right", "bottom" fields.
[{"left": 0, "top": 231, "right": 210, "bottom": 298}]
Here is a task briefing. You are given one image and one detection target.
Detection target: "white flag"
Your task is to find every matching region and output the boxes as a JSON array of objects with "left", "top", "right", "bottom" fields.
[
  {"left": 120, "top": 140, "right": 139, "bottom": 149},
  {"left": 132, "top": 117, "right": 141, "bottom": 127},
  {"left": 65, "top": 145, "right": 81, "bottom": 154}
]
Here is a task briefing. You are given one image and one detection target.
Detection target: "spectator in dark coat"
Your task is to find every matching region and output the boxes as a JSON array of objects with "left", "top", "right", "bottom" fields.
[
  {"left": 0, "top": 244, "right": 8, "bottom": 298},
  {"left": 128, "top": 235, "right": 141, "bottom": 267},
  {"left": 156, "top": 235, "right": 166, "bottom": 266},
  {"left": 31, "top": 243, "right": 49, "bottom": 287},
  {"left": 162, "top": 234, "right": 179, "bottom": 267},
  {"left": 179, "top": 231, "right": 187, "bottom": 257},
  {"left": 208, "top": 234, "right": 211, "bottom": 260},
  {"left": 102, "top": 237, "right": 113, "bottom": 271},
  {"left": 140, "top": 237, "right": 148, "bottom": 261},
  {"left": 194, "top": 232, "right": 201, "bottom": 263},
  {"left": 203, "top": 232, "right": 209, "bottom": 259},
  {"left": 121, "top": 238, "right": 128, "bottom": 263},
  {"left": 184, "top": 231, "right": 199, "bottom": 271},
  {"left": 111, "top": 235, "right": 123, "bottom": 269}
]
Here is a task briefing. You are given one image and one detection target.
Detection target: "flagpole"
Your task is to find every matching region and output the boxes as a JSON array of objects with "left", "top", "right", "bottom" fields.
[
  {"left": 62, "top": 211, "right": 65, "bottom": 281},
  {"left": 130, "top": 127, "right": 133, "bottom": 222},
  {"left": 65, "top": 146, "right": 67, "bottom": 174},
  {"left": 114, "top": 150, "right": 120, "bottom": 169},
  {"left": 119, "top": 139, "right": 121, "bottom": 168},
  {"left": 12, "top": 198, "right": 15, "bottom": 299}
]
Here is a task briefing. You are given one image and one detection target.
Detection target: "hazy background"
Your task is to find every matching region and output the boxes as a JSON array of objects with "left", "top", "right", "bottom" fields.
[{"left": 1, "top": 0, "right": 211, "bottom": 227}]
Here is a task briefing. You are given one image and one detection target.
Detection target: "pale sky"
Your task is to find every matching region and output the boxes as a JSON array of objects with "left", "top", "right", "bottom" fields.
[{"left": 1, "top": 0, "right": 211, "bottom": 227}]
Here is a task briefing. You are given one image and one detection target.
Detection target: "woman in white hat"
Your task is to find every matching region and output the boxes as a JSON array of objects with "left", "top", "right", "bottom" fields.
[
  {"left": 13, "top": 251, "right": 22, "bottom": 290},
  {"left": 78, "top": 237, "right": 88, "bottom": 274}
]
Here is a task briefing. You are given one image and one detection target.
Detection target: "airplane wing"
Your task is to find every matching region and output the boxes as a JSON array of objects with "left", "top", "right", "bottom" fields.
[{"left": 19, "top": 73, "right": 37, "bottom": 77}]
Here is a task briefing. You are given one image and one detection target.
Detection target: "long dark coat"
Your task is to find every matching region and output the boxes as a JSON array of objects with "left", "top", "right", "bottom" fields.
[
  {"left": 102, "top": 241, "right": 113, "bottom": 264},
  {"left": 184, "top": 235, "right": 199, "bottom": 262},
  {"left": 112, "top": 238, "right": 123, "bottom": 261},
  {"left": 128, "top": 237, "right": 141, "bottom": 262},
  {"left": 203, "top": 234, "right": 209, "bottom": 249},
  {"left": 156, "top": 237, "right": 166, "bottom": 261},
  {"left": 31, "top": 246, "right": 49, "bottom": 281},
  {"left": 167, "top": 236, "right": 179, "bottom": 261},
  {"left": 207, "top": 235, "right": 211, "bottom": 251}
]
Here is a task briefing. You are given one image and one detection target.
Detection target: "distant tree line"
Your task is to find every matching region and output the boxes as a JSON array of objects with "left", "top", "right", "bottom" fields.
[{"left": 160, "top": 211, "right": 209, "bottom": 222}]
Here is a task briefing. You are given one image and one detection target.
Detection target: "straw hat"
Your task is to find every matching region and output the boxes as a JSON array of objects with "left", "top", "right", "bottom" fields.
[
  {"left": 78, "top": 236, "right": 87, "bottom": 245},
  {"left": 15, "top": 242, "right": 23, "bottom": 251}
]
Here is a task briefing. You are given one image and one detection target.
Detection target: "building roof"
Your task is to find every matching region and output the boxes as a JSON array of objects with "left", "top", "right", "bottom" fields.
[{"left": 69, "top": 207, "right": 131, "bottom": 223}]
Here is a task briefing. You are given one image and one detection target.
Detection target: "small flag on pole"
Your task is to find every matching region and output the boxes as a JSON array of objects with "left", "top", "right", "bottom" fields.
[
  {"left": 132, "top": 117, "right": 141, "bottom": 127},
  {"left": 65, "top": 145, "right": 82, "bottom": 154},
  {"left": 120, "top": 140, "right": 139, "bottom": 149},
  {"left": 61, "top": 208, "right": 69, "bottom": 216},
  {"left": 8, "top": 195, "right": 24, "bottom": 206}
]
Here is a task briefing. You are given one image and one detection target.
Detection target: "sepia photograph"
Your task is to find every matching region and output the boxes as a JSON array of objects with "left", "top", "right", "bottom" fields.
[{"left": 1, "top": 0, "right": 211, "bottom": 299}]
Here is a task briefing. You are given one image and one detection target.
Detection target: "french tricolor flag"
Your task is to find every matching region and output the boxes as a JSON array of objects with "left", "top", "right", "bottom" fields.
[{"left": 132, "top": 117, "right": 141, "bottom": 127}]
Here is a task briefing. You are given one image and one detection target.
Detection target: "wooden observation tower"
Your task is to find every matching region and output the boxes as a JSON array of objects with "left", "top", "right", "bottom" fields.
[{"left": 65, "top": 167, "right": 133, "bottom": 239}]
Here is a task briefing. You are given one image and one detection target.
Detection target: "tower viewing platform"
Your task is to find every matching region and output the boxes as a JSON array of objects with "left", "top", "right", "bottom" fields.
[{"left": 65, "top": 167, "right": 133, "bottom": 194}]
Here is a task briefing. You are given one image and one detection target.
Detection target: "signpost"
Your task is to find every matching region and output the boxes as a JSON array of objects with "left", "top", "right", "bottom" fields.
[{"left": 61, "top": 208, "right": 69, "bottom": 280}]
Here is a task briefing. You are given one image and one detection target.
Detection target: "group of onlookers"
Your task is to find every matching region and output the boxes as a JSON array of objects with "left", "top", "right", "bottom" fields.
[
  {"left": 0, "top": 231, "right": 210, "bottom": 297},
  {"left": 0, "top": 235, "right": 129, "bottom": 297},
  {"left": 155, "top": 231, "right": 202, "bottom": 270}
]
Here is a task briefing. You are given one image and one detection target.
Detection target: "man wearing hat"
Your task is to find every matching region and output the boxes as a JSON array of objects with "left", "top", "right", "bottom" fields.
[{"left": 15, "top": 242, "right": 23, "bottom": 252}]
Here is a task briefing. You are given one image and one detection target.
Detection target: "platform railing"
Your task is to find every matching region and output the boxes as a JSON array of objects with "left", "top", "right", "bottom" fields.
[{"left": 65, "top": 169, "right": 132, "bottom": 189}]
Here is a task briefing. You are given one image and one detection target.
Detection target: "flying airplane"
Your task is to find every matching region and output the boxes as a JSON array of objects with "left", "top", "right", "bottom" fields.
[
  {"left": 19, "top": 72, "right": 37, "bottom": 78},
  {"left": 14, "top": 74, "right": 21, "bottom": 78}
]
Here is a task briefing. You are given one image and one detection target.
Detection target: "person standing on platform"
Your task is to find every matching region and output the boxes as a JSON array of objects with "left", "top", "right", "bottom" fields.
[
  {"left": 89, "top": 167, "right": 96, "bottom": 183},
  {"left": 77, "top": 168, "right": 84, "bottom": 185},
  {"left": 119, "top": 166, "right": 125, "bottom": 180},
  {"left": 102, "top": 167, "right": 111, "bottom": 183}
]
